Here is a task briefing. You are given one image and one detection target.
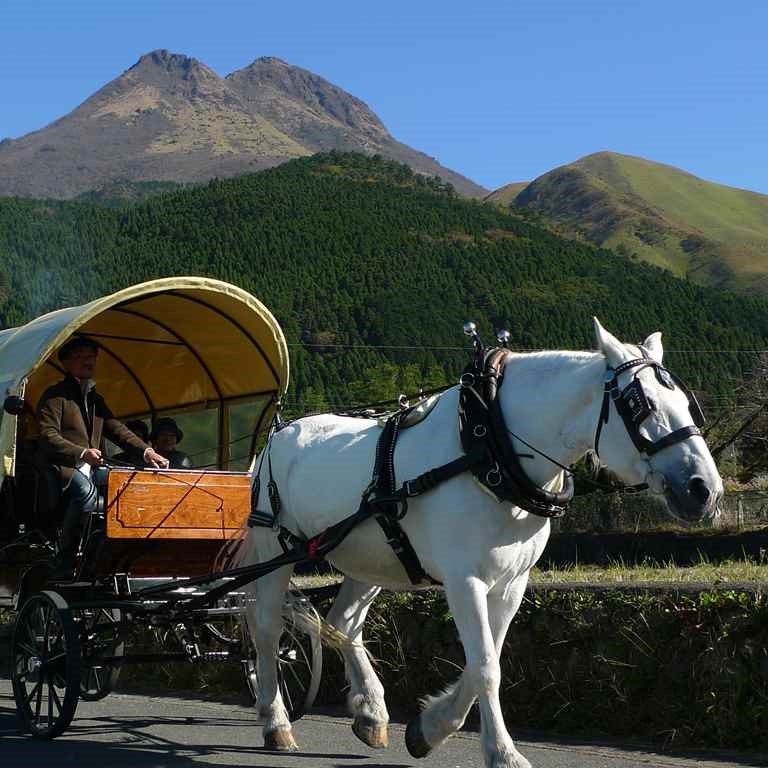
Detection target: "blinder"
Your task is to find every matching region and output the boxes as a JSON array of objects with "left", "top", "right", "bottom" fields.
[
  {"left": 617, "top": 378, "right": 652, "bottom": 426},
  {"left": 595, "top": 358, "right": 705, "bottom": 459}
]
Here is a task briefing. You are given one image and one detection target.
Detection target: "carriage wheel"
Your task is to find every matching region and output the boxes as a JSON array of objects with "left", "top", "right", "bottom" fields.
[
  {"left": 11, "top": 590, "right": 81, "bottom": 738},
  {"left": 243, "top": 601, "right": 323, "bottom": 722},
  {"left": 75, "top": 607, "right": 124, "bottom": 702}
]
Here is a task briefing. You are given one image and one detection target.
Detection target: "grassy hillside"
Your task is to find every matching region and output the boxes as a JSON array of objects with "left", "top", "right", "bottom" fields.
[
  {"left": 488, "top": 180, "right": 529, "bottom": 203},
  {"left": 488, "top": 152, "right": 768, "bottom": 294},
  {"left": 1, "top": 152, "right": 766, "bottom": 410}
]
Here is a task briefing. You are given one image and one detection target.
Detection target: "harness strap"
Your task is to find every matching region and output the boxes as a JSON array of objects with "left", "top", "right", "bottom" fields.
[
  {"left": 402, "top": 451, "right": 483, "bottom": 497},
  {"left": 643, "top": 425, "right": 702, "bottom": 456},
  {"left": 372, "top": 513, "right": 433, "bottom": 584},
  {"left": 595, "top": 359, "right": 703, "bottom": 460},
  {"left": 458, "top": 349, "right": 574, "bottom": 518},
  {"left": 368, "top": 408, "right": 440, "bottom": 585}
]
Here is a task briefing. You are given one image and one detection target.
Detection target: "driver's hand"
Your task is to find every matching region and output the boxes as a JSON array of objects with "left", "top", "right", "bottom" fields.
[
  {"left": 81, "top": 448, "right": 103, "bottom": 466},
  {"left": 144, "top": 448, "right": 170, "bottom": 469}
]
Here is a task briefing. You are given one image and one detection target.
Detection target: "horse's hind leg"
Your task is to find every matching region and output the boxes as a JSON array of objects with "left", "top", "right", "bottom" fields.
[
  {"left": 242, "top": 561, "right": 297, "bottom": 751},
  {"left": 409, "top": 576, "right": 529, "bottom": 768},
  {"left": 326, "top": 577, "right": 389, "bottom": 748}
]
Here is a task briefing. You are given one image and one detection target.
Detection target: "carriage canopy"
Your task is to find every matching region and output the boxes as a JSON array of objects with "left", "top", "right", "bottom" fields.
[{"left": 0, "top": 277, "right": 289, "bottom": 478}]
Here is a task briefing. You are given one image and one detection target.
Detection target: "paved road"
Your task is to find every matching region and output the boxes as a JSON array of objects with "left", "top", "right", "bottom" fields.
[{"left": 0, "top": 681, "right": 765, "bottom": 768}]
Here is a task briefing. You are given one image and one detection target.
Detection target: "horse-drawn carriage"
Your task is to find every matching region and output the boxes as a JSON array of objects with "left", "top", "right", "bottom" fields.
[
  {"left": 1, "top": 279, "right": 723, "bottom": 767},
  {"left": 0, "top": 277, "right": 321, "bottom": 738}
]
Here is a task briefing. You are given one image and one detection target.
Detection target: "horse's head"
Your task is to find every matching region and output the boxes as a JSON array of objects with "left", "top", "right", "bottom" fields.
[{"left": 593, "top": 318, "right": 723, "bottom": 524}]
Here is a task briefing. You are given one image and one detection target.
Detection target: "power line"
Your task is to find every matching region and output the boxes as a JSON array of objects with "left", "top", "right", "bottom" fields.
[{"left": 288, "top": 342, "right": 768, "bottom": 354}]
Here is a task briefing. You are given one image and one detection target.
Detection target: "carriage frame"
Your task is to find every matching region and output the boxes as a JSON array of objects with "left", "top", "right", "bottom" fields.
[{"left": 0, "top": 278, "right": 323, "bottom": 738}]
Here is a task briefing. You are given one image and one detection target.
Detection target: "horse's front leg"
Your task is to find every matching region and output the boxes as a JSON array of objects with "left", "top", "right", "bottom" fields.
[
  {"left": 326, "top": 577, "right": 389, "bottom": 748},
  {"left": 242, "top": 563, "right": 298, "bottom": 751},
  {"left": 408, "top": 576, "right": 530, "bottom": 768}
]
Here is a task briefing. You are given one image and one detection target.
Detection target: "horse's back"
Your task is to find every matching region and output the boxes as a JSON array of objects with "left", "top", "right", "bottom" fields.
[{"left": 264, "top": 397, "right": 459, "bottom": 536}]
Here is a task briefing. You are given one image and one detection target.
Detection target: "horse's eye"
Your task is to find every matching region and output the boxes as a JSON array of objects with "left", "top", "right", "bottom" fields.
[{"left": 648, "top": 398, "right": 657, "bottom": 411}]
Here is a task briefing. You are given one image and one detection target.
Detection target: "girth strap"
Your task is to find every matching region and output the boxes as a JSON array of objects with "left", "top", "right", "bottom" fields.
[{"left": 368, "top": 408, "right": 439, "bottom": 585}]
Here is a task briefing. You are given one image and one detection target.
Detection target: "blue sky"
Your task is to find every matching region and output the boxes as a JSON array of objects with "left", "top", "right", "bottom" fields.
[{"left": 1, "top": 1, "right": 766, "bottom": 193}]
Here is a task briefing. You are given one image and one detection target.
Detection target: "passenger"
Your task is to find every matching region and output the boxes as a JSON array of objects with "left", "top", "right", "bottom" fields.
[
  {"left": 111, "top": 419, "right": 150, "bottom": 466},
  {"left": 151, "top": 417, "right": 193, "bottom": 469},
  {"left": 37, "top": 337, "right": 169, "bottom": 578}
]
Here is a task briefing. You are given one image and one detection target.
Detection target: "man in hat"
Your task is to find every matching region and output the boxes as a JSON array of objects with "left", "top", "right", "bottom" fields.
[
  {"left": 37, "top": 336, "right": 169, "bottom": 578},
  {"left": 151, "top": 417, "right": 192, "bottom": 469}
]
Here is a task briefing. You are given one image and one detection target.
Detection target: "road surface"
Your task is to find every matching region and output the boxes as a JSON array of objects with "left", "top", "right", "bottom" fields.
[{"left": 0, "top": 681, "right": 765, "bottom": 767}]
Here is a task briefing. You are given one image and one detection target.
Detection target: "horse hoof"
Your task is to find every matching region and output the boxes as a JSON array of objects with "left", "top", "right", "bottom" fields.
[
  {"left": 405, "top": 715, "right": 431, "bottom": 759},
  {"left": 352, "top": 716, "right": 389, "bottom": 749},
  {"left": 263, "top": 729, "right": 298, "bottom": 751}
]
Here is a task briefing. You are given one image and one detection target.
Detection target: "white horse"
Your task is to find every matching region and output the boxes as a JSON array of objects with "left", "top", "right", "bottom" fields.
[{"left": 237, "top": 319, "right": 722, "bottom": 768}]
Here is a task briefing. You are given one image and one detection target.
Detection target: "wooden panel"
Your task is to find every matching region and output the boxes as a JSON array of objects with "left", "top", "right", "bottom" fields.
[
  {"left": 93, "top": 539, "right": 239, "bottom": 579},
  {"left": 106, "top": 468, "right": 251, "bottom": 541}
]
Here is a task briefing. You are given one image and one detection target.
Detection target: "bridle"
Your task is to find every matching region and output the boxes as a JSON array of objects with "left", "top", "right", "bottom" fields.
[
  {"left": 486, "top": 348, "right": 707, "bottom": 501},
  {"left": 593, "top": 354, "right": 705, "bottom": 461}
]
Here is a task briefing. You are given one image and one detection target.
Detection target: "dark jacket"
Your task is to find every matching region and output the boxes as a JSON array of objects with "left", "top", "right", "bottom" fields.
[{"left": 37, "top": 374, "right": 149, "bottom": 488}]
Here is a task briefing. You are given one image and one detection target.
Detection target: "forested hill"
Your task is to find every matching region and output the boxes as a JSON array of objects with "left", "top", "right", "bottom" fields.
[{"left": 0, "top": 152, "right": 766, "bottom": 410}]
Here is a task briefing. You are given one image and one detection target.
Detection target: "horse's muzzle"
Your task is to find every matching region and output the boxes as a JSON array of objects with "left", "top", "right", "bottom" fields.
[{"left": 665, "top": 474, "right": 721, "bottom": 523}]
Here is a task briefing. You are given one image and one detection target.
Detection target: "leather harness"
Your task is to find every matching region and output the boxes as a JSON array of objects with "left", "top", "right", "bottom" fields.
[{"left": 250, "top": 345, "right": 706, "bottom": 587}]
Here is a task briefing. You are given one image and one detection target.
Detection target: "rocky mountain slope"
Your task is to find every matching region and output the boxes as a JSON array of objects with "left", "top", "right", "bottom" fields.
[
  {"left": 0, "top": 50, "right": 485, "bottom": 199},
  {"left": 488, "top": 152, "right": 768, "bottom": 294}
]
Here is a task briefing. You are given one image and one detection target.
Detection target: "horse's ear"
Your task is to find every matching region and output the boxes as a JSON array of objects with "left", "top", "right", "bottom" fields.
[
  {"left": 642, "top": 331, "right": 664, "bottom": 363},
  {"left": 593, "top": 317, "right": 626, "bottom": 367}
]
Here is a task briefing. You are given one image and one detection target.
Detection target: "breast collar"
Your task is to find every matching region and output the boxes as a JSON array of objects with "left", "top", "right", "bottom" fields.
[
  {"left": 459, "top": 348, "right": 575, "bottom": 518},
  {"left": 593, "top": 355, "right": 705, "bottom": 460}
]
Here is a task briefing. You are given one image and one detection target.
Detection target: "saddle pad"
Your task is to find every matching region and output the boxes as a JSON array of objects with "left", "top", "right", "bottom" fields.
[{"left": 377, "top": 394, "right": 441, "bottom": 429}]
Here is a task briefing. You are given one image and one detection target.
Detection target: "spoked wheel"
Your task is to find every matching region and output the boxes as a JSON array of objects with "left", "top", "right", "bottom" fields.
[
  {"left": 11, "top": 590, "right": 81, "bottom": 738},
  {"left": 75, "top": 607, "right": 124, "bottom": 702},
  {"left": 244, "top": 597, "right": 323, "bottom": 722}
]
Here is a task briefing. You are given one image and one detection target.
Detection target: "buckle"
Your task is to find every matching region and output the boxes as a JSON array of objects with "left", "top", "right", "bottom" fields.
[
  {"left": 473, "top": 424, "right": 487, "bottom": 438},
  {"left": 388, "top": 539, "right": 404, "bottom": 554},
  {"left": 486, "top": 464, "right": 502, "bottom": 487},
  {"left": 460, "top": 372, "right": 475, "bottom": 387}
]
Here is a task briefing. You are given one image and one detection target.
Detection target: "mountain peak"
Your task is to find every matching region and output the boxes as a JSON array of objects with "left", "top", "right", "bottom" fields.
[
  {"left": 0, "top": 51, "right": 486, "bottom": 199},
  {"left": 247, "top": 56, "right": 291, "bottom": 68},
  {"left": 132, "top": 49, "right": 195, "bottom": 70},
  {"left": 227, "top": 57, "right": 389, "bottom": 139},
  {"left": 127, "top": 49, "right": 220, "bottom": 84}
]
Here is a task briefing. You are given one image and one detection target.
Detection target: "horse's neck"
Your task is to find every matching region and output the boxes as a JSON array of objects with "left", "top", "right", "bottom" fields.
[{"left": 498, "top": 351, "right": 605, "bottom": 486}]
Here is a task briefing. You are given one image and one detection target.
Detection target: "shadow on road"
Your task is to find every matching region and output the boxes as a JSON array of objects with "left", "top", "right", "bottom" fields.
[{"left": 0, "top": 702, "right": 372, "bottom": 765}]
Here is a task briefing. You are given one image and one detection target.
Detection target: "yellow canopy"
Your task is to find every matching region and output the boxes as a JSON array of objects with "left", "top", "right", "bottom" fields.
[{"left": 0, "top": 277, "right": 288, "bottom": 477}]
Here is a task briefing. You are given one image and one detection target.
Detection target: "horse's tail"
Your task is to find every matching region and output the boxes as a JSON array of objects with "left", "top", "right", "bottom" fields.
[
  {"left": 220, "top": 445, "right": 356, "bottom": 654},
  {"left": 284, "top": 590, "right": 356, "bottom": 653}
]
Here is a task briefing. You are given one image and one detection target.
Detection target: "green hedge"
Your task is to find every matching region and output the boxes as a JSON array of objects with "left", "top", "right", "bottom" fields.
[
  {"left": 337, "top": 588, "right": 768, "bottom": 751},
  {"left": 35, "top": 586, "right": 768, "bottom": 752}
]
